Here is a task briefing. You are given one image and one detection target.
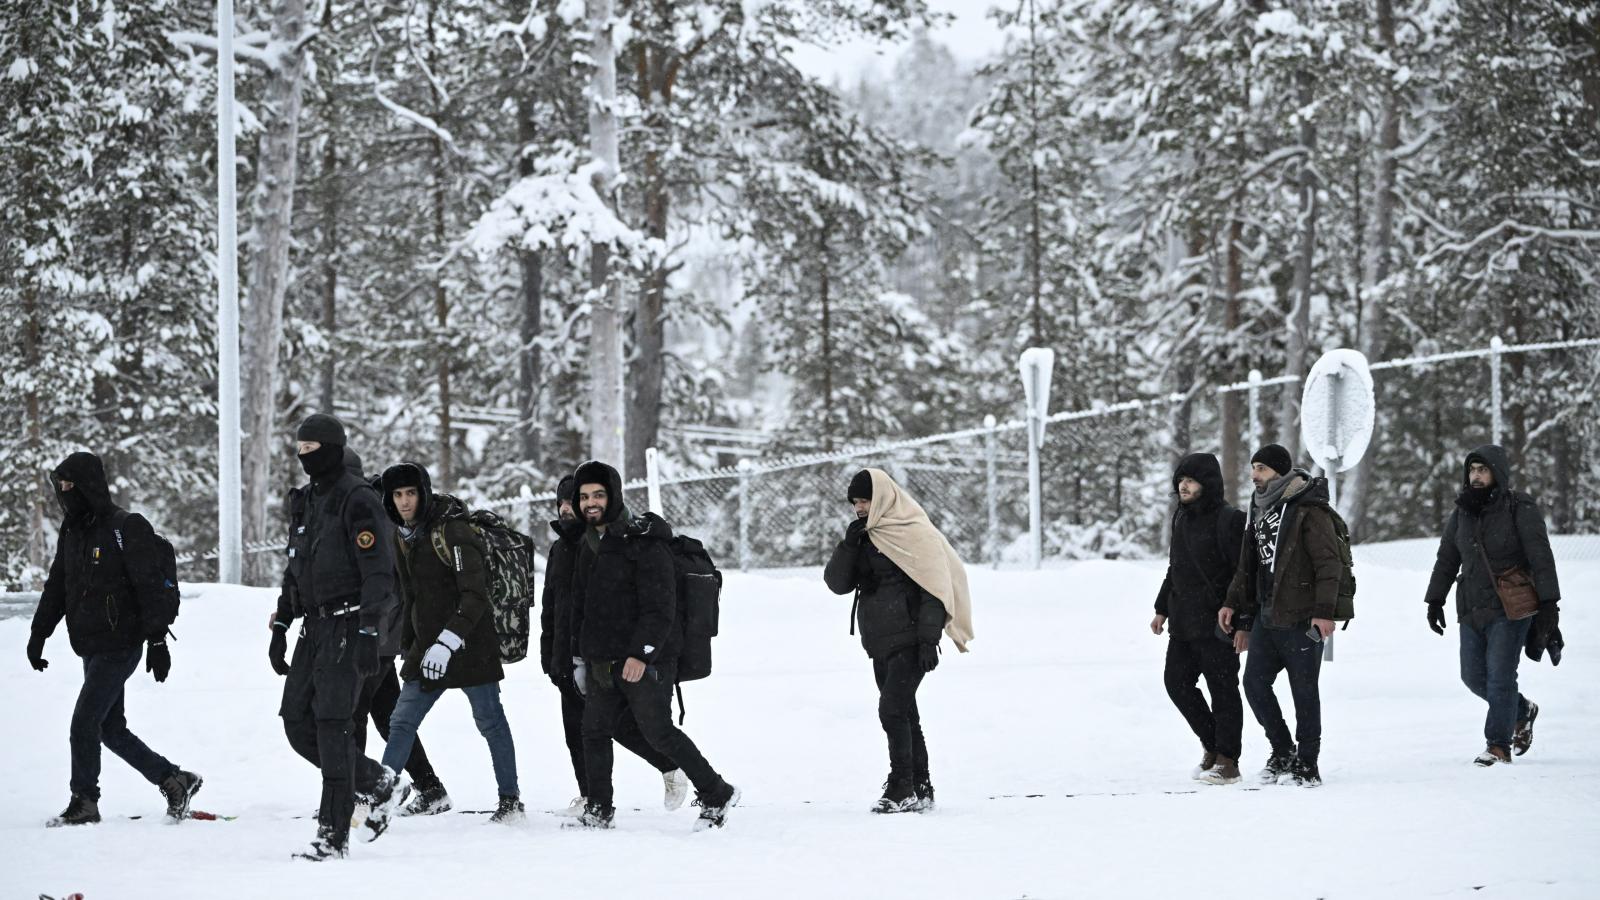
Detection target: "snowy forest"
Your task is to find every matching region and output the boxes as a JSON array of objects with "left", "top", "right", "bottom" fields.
[{"left": 3, "top": 0, "right": 1598, "bottom": 587}]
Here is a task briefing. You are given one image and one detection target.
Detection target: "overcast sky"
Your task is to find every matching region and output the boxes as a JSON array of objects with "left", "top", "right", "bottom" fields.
[{"left": 786, "top": 0, "right": 1012, "bottom": 87}]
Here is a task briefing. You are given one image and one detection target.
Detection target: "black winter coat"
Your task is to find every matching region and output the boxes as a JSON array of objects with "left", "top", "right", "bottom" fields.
[
  {"left": 388, "top": 492, "right": 503, "bottom": 689},
  {"left": 1426, "top": 444, "right": 1560, "bottom": 622},
  {"left": 571, "top": 511, "right": 679, "bottom": 666},
  {"left": 1156, "top": 453, "right": 1247, "bottom": 642},
  {"left": 824, "top": 530, "right": 945, "bottom": 660},
  {"left": 278, "top": 448, "right": 399, "bottom": 638},
  {"left": 539, "top": 516, "right": 585, "bottom": 679},
  {"left": 31, "top": 453, "right": 173, "bottom": 658}
]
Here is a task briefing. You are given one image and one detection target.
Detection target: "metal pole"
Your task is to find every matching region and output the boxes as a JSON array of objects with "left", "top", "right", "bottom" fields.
[
  {"left": 1247, "top": 368, "right": 1263, "bottom": 451},
  {"left": 737, "top": 459, "right": 751, "bottom": 572},
  {"left": 1490, "top": 335, "right": 1504, "bottom": 445},
  {"left": 645, "top": 447, "right": 663, "bottom": 515},
  {"left": 1027, "top": 415, "right": 1043, "bottom": 570},
  {"left": 984, "top": 415, "right": 999, "bottom": 568},
  {"left": 216, "top": 0, "right": 242, "bottom": 585}
]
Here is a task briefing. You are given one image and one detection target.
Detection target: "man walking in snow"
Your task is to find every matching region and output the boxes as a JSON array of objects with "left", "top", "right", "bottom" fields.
[
  {"left": 1425, "top": 444, "right": 1561, "bottom": 766},
  {"left": 1152, "top": 453, "right": 1247, "bottom": 785},
  {"left": 1220, "top": 443, "right": 1342, "bottom": 787},
  {"left": 272, "top": 414, "right": 408, "bottom": 860},
  {"left": 28, "top": 451, "right": 202, "bottom": 827},
  {"left": 565, "top": 460, "right": 739, "bottom": 831},
  {"left": 540, "top": 474, "right": 687, "bottom": 817}
]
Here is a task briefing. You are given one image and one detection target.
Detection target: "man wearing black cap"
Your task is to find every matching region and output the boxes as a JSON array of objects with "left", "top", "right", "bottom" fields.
[
  {"left": 566, "top": 460, "right": 738, "bottom": 831},
  {"left": 28, "top": 452, "right": 201, "bottom": 827},
  {"left": 272, "top": 413, "right": 408, "bottom": 860},
  {"left": 1425, "top": 444, "right": 1561, "bottom": 766},
  {"left": 540, "top": 473, "right": 685, "bottom": 817},
  {"left": 1220, "top": 443, "right": 1343, "bottom": 787}
]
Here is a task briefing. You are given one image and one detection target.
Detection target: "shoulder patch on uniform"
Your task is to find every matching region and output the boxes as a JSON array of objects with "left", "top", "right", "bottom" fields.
[{"left": 356, "top": 530, "right": 377, "bottom": 550}]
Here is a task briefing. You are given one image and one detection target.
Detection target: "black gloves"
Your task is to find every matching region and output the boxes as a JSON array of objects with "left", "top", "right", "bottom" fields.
[
  {"left": 1536, "top": 602, "right": 1560, "bottom": 643},
  {"left": 1427, "top": 601, "right": 1447, "bottom": 636},
  {"left": 269, "top": 623, "right": 290, "bottom": 676},
  {"left": 845, "top": 517, "right": 868, "bottom": 545},
  {"left": 26, "top": 634, "right": 48, "bottom": 672},
  {"left": 918, "top": 642, "right": 939, "bottom": 673},
  {"left": 146, "top": 640, "right": 171, "bottom": 683},
  {"left": 353, "top": 628, "right": 381, "bottom": 677}
]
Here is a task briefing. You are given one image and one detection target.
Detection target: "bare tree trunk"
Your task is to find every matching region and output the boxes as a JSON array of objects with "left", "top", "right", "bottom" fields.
[
  {"left": 427, "top": 1, "right": 452, "bottom": 488},
  {"left": 1222, "top": 213, "right": 1244, "bottom": 505},
  {"left": 626, "top": 31, "right": 673, "bottom": 480},
  {"left": 1026, "top": 0, "right": 1044, "bottom": 346},
  {"left": 1278, "top": 69, "right": 1318, "bottom": 464},
  {"left": 241, "top": 0, "right": 309, "bottom": 584},
  {"left": 318, "top": 136, "right": 338, "bottom": 412},
  {"left": 22, "top": 267, "right": 47, "bottom": 578},
  {"left": 586, "top": 0, "right": 626, "bottom": 471},
  {"left": 819, "top": 220, "right": 834, "bottom": 452},
  {"left": 516, "top": 100, "right": 543, "bottom": 465}
]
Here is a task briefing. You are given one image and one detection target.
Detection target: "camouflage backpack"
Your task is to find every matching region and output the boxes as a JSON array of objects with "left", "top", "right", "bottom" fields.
[{"left": 428, "top": 501, "right": 536, "bottom": 663}]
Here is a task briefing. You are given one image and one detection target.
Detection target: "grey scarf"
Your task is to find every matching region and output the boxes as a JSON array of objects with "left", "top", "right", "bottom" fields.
[
  {"left": 398, "top": 522, "right": 422, "bottom": 546},
  {"left": 1252, "top": 470, "right": 1309, "bottom": 519}
]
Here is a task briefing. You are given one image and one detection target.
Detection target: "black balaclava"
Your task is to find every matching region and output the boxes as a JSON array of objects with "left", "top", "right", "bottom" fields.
[
  {"left": 296, "top": 413, "right": 347, "bottom": 480},
  {"left": 52, "top": 451, "right": 112, "bottom": 526},
  {"left": 848, "top": 469, "right": 874, "bottom": 503}
]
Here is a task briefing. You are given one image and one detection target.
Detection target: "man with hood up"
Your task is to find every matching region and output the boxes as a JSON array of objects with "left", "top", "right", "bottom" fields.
[
  {"left": 1220, "top": 443, "right": 1343, "bottom": 787},
  {"left": 28, "top": 452, "right": 201, "bottom": 827},
  {"left": 566, "top": 460, "right": 739, "bottom": 831},
  {"left": 824, "top": 468, "right": 974, "bottom": 814},
  {"left": 1152, "top": 453, "right": 1248, "bottom": 785},
  {"left": 540, "top": 473, "right": 685, "bottom": 817},
  {"left": 272, "top": 414, "right": 408, "bottom": 860},
  {"left": 1425, "top": 445, "right": 1561, "bottom": 766}
]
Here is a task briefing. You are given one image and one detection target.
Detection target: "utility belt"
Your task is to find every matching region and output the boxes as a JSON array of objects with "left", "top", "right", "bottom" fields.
[{"left": 304, "top": 601, "right": 360, "bottom": 619}]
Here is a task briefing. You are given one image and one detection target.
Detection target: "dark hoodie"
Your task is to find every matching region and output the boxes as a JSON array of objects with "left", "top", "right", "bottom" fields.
[
  {"left": 1155, "top": 453, "right": 1248, "bottom": 641},
  {"left": 1426, "top": 444, "right": 1560, "bottom": 623},
  {"left": 539, "top": 475, "right": 585, "bottom": 679},
  {"left": 31, "top": 452, "right": 172, "bottom": 656},
  {"left": 1225, "top": 471, "right": 1344, "bottom": 628},
  {"left": 567, "top": 461, "right": 680, "bottom": 665}
]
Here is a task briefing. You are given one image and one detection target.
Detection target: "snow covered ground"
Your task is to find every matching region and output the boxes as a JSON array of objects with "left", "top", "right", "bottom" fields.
[{"left": 3, "top": 546, "right": 1597, "bottom": 899}]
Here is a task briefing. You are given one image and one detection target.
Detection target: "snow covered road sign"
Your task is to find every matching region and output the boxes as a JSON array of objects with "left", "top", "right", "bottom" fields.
[{"left": 1300, "top": 348, "right": 1376, "bottom": 507}]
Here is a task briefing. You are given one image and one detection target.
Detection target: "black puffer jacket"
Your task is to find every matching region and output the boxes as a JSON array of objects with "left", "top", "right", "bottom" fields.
[
  {"left": 569, "top": 461, "right": 679, "bottom": 666},
  {"left": 1156, "top": 453, "right": 1247, "bottom": 642},
  {"left": 824, "top": 528, "right": 945, "bottom": 660},
  {"left": 540, "top": 516, "right": 585, "bottom": 679},
  {"left": 1426, "top": 444, "right": 1560, "bottom": 622},
  {"left": 31, "top": 452, "right": 172, "bottom": 657}
]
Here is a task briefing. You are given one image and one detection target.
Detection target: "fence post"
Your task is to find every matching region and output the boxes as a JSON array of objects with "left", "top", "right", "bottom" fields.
[
  {"left": 519, "top": 484, "right": 535, "bottom": 537},
  {"left": 1489, "top": 336, "right": 1504, "bottom": 445},
  {"left": 1247, "top": 368, "right": 1263, "bottom": 450},
  {"left": 984, "top": 414, "right": 999, "bottom": 568},
  {"left": 645, "top": 447, "right": 663, "bottom": 515},
  {"left": 737, "top": 458, "right": 752, "bottom": 572}
]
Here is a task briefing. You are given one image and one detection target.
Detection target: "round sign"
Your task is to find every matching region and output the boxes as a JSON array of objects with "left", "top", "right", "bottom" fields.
[{"left": 1300, "top": 349, "right": 1375, "bottom": 473}]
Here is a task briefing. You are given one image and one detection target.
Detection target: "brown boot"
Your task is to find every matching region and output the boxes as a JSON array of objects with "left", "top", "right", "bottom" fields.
[
  {"left": 1191, "top": 750, "right": 1217, "bottom": 780},
  {"left": 1474, "top": 745, "right": 1512, "bottom": 767},
  {"left": 1199, "top": 755, "right": 1242, "bottom": 785}
]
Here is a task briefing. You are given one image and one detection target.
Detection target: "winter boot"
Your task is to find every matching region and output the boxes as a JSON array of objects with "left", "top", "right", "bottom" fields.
[
  {"left": 488, "top": 795, "right": 526, "bottom": 825},
  {"left": 1258, "top": 750, "right": 1296, "bottom": 785},
  {"left": 293, "top": 827, "right": 348, "bottom": 862},
  {"left": 1192, "top": 750, "right": 1218, "bottom": 781},
  {"left": 663, "top": 768, "right": 690, "bottom": 811},
  {"left": 871, "top": 779, "right": 918, "bottom": 815},
  {"left": 1513, "top": 701, "right": 1539, "bottom": 756},
  {"left": 693, "top": 783, "right": 740, "bottom": 831},
  {"left": 359, "top": 767, "right": 410, "bottom": 842},
  {"left": 46, "top": 793, "right": 101, "bottom": 828},
  {"left": 555, "top": 795, "right": 587, "bottom": 818},
  {"left": 1474, "top": 745, "right": 1512, "bottom": 767},
  {"left": 1198, "top": 755, "right": 1242, "bottom": 785},
  {"left": 159, "top": 769, "right": 203, "bottom": 822},
  {"left": 1287, "top": 757, "right": 1323, "bottom": 787},
  {"left": 399, "top": 779, "right": 452, "bottom": 817},
  {"left": 912, "top": 778, "right": 936, "bottom": 812},
  {"left": 563, "top": 800, "right": 614, "bottom": 829}
]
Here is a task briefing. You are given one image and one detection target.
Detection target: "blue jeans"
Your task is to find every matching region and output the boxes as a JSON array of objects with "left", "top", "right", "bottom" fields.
[
  {"left": 383, "top": 680, "right": 518, "bottom": 798},
  {"left": 72, "top": 646, "right": 178, "bottom": 800},
  {"left": 1460, "top": 611, "right": 1533, "bottom": 751}
]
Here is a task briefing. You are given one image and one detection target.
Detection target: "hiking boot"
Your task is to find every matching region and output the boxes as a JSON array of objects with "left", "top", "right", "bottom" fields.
[
  {"left": 159, "top": 769, "right": 203, "bottom": 822},
  {"left": 565, "top": 800, "right": 614, "bottom": 829},
  {"left": 1287, "top": 758, "right": 1323, "bottom": 787},
  {"left": 399, "top": 779, "right": 452, "bottom": 817},
  {"left": 46, "top": 793, "right": 101, "bottom": 828},
  {"left": 359, "top": 767, "right": 409, "bottom": 842},
  {"left": 293, "top": 827, "right": 348, "bottom": 862},
  {"left": 871, "top": 779, "right": 918, "bottom": 815},
  {"left": 912, "top": 778, "right": 936, "bottom": 812},
  {"left": 663, "top": 768, "right": 690, "bottom": 811},
  {"left": 1258, "top": 751, "right": 1296, "bottom": 785},
  {"left": 1474, "top": 745, "right": 1512, "bottom": 767},
  {"left": 488, "top": 795, "right": 525, "bottom": 825},
  {"left": 1192, "top": 750, "right": 1218, "bottom": 781},
  {"left": 1513, "top": 701, "right": 1539, "bottom": 756},
  {"left": 1198, "top": 755, "right": 1242, "bottom": 785},
  {"left": 693, "top": 783, "right": 741, "bottom": 831},
  {"left": 555, "top": 795, "right": 587, "bottom": 818}
]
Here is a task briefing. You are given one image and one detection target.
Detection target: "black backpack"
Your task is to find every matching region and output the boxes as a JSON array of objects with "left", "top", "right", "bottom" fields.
[
  {"left": 667, "top": 534, "right": 722, "bottom": 722},
  {"left": 111, "top": 510, "right": 180, "bottom": 633}
]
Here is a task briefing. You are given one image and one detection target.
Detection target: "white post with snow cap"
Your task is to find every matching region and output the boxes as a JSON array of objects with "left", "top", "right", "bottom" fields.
[
  {"left": 215, "top": 0, "right": 242, "bottom": 584},
  {"left": 1490, "top": 336, "right": 1504, "bottom": 445},
  {"left": 1247, "top": 368, "right": 1263, "bottom": 451},
  {"left": 1018, "top": 348, "right": 1055, "bottom": 570},
  {"left": 645, "top": 447, "right": 663, "bottom": 515},
  {"left": 737, "top": 458, "right": 752, "bottom": 572}
]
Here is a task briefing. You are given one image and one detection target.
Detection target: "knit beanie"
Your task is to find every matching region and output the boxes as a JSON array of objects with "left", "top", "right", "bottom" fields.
[{"left": 1251, "top": 444, "right": 1294, "bottom": 477}]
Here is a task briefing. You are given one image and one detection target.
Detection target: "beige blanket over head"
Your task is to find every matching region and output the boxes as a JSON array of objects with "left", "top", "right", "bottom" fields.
[{"left": 863, "top": 468, "right": 975, "bottom": 652}]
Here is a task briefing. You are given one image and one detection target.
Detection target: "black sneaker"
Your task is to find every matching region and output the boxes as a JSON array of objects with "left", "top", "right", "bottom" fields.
[
  {"left": 159, "top": 769, "right": 203, "bottom": 822},
  {"left": 359, "top": 767, "right": 409, "bottom": 842},
  {"left": 1513, "top": 701, "right": 1539, "bottom": 756},
  {"left": 400, "top": 780, "right": 452, "bottom": 817},
  {"left": 1258, "top": 751, "right": 1296, "bottom": 785},
  {"left": 564, "top": 800, "right": 614, "bottom": 829},
  {"left": 871, "top": 779, "right": 918, "bottom": 815},
  {"left": 693, "top": 783, "right": 741, "bottom": 831},
  {"left": 1288, "top": 758, "right": 1322, "bottom": 787},
  {"left": 488, "top": 795, "right": 526, "bottom": 825},
  {"left": 293, "top": 827, "right": 348, "bottom": 862},
  {"left": 46, "top": 793, "right": 101, "bottom": 828},
  {"left": 912, "top": 778, "right": 936, "bottom": 813}
]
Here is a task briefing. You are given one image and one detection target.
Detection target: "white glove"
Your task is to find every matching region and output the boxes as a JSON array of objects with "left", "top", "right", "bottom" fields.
[
  {"left": 422, "top": 629, "right": 463, "bottom": 680},
  {"left": 573, "top": 657, "right": 588, "bottom": 697}
]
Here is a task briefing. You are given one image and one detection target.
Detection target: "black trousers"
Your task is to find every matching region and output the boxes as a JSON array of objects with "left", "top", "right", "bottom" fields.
[
  {"left": 559, "top": 676, "right": 676, "bottom": 796},
  {"left": 1163, "top": 636, "right": 1243, "bottom": 761},
  {"left": 70, "top": 645, "right": 177, "bottom": 801},
  {"left": 354, "top": 659, "right": 442, "bottom": 790},
  {"left": 280, "top": 616, "right": 387, "bottom": 846},
  {"left": 1243, "top": 626, "right": 1324, "bottom": 763},
  {"left": 581, "top": 659, "right": 725, "bottom": 809},
  {"left": 873, "top": 646, "right": 929, "bottom": 786}
]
